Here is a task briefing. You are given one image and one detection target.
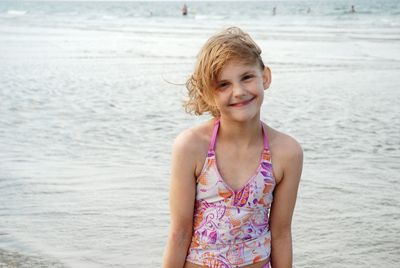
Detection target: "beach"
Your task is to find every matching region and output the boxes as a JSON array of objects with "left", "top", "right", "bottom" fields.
[{"left": 0, "top": 0, "right": 400, "bottom": 267}]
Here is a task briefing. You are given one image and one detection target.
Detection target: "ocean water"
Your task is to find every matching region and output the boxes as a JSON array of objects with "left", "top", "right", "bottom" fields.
[{"left": 0, "top": 0, "right": 399, "bottom": 267}]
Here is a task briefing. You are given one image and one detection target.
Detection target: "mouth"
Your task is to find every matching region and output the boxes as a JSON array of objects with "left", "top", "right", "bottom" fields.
[{"left": 229, "top": 97, "right": 255, "bottom": 107}]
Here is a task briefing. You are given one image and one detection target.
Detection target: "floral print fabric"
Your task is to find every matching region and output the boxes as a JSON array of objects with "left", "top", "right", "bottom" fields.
[{"left": 186, "top": 120, "right": 275, "bottom": 267}]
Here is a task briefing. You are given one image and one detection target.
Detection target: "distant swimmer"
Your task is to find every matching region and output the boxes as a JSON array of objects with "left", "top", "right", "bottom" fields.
[
  {"left": 351, "top": 5, "right": 356, "bottom": 13},
  {"left": 182, "top": 4, "right": 188, "bottom": 16},
  {"left": 272, "top": 6, "right": 276, "bottom": 16}
]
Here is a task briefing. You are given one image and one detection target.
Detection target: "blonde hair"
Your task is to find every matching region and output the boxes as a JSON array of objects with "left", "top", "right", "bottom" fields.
[{"left": 184, "top": 27, "right": 265, "bottom": 117}]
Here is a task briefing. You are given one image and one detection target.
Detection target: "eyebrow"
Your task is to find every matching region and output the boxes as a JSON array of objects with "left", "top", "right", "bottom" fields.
[{"left": 217, "top": 70, "right": 256, "bottom": 83}]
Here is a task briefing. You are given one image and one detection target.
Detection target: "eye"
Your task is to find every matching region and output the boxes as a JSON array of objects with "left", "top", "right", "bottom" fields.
[
  {"left": 217, "top": 82, "right": 229, "bottom": 90},
  {"left": 242, "top": 74, "right": 254, "bottom": 81}
]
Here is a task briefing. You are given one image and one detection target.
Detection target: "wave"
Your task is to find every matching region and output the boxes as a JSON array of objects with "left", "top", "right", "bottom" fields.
[{"left": 6, "top": 10, "right": 27, "bottom": 16}]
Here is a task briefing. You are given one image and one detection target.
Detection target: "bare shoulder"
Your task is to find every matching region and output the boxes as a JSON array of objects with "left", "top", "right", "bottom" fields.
[
  {"left": 173, "top": 120, "right": 213, "bottom": 153},
  {"left": 262, "top": 123, "right": 303, "bottom": 183},
  {"left": 172, "top": 120, "right": 215, "bottom": 176},
  {"left": 267, "top": 126, "right": 303, "bottom": 158}
]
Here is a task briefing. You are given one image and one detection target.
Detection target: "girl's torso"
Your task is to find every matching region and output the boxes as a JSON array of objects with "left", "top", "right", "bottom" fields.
[{"left": 185, "top": 119, "right": 276, "bottom": 268}]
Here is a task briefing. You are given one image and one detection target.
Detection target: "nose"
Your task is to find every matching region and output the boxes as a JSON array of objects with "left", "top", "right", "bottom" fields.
[{"left": 232, "top": 82, "right": 246, "bottom": 98}]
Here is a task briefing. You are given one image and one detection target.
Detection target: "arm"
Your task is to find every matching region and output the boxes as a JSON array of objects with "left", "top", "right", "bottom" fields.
[
  {"left": 163, "top": 131, "right": 198, "bottom": 268},
  {"left": 269, "top": 138, "right": 303, "bottom": 268}
]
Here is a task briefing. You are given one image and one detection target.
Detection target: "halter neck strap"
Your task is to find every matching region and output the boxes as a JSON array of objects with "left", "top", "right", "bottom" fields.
[
  {"left": 209, "top": 119, "right": 220, "bottom": 152},
  {"left": 261, "top": 123, "right": 270, "bottom": 151}
]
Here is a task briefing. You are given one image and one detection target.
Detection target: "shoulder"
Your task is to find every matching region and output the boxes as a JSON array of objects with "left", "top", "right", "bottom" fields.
[
  {"left": 172, "top": 119, "right": 215, "bottom": 175},
  {"left": 271, "top": 128, "right": 302, "bottom": 159},
  {"left": 262, "top": 123, "right": 303, "bottom": 183},
  {"left": 263, "top": 123, "right": 303, "bottom": 159},
  {"left": 173, "top": 120, "right": 213, "bottom": 153}
]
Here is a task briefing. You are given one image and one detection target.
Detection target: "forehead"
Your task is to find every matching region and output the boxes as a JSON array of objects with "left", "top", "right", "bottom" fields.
[{"left": 217, "top": 60, "right": 261, "bottom": 80}]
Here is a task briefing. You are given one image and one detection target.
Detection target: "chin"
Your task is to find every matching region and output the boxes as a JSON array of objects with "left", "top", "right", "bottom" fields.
[{"left": 226, "top": 111, "right": 259, "bottom": 123}]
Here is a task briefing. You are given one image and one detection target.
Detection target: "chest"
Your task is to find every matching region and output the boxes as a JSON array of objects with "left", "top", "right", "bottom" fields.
[{"left": 215, "top": 146, "right": 263, "bottom": 191}]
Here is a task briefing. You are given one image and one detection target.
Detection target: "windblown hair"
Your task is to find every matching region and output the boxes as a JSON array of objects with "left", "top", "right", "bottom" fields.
[{"left": 184, "top": 27, "right": 265, "bottom": 117}]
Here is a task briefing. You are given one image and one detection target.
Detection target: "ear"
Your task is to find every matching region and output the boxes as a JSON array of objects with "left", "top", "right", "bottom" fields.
[{"left": 262, "top": 67, "right": 272, "bottom": 90}]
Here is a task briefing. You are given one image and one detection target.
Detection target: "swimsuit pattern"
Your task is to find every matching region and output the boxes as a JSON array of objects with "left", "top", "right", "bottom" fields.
[{"left": 186, "top": 119, "right": 276, "bottom": 267}]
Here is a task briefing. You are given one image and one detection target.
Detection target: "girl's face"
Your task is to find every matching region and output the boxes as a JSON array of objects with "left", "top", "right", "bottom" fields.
[{"left": 213, "top": 60, "right": 271, "bottom": 122}]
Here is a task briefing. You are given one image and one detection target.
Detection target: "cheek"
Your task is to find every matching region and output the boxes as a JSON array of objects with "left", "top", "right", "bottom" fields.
[
  {"left": 257, "top": 80, "right": 265, "bottom": 90},
  {"left": 256, "top": 90, "right": 265, "bottom": 104},
  {"left": 214, "top": 92, "right": 229, "bottom": 103},
  {"left": 259, "top": 94, "right": 264, "bottom": 103},
  {"left": 248, "top": 80, "right": 263, "bottom": 93}
]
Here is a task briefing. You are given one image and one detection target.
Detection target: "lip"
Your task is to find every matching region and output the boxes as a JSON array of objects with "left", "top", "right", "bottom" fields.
[{"left": 229, "top": 97, "right": 255, "bottom": 107}]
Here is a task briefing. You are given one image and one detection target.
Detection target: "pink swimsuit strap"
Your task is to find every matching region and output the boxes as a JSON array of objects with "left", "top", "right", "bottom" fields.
[{"left": 208, "top": 119, "right": 270, "bottom": 152}]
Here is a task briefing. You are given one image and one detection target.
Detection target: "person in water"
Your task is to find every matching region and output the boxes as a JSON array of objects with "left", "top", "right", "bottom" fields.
[
  {"left": 182, "top": 4, "right": 188, "bottom": 16},
  {"left": 163, "top": 27, "right": 303, "bottom": 268}
]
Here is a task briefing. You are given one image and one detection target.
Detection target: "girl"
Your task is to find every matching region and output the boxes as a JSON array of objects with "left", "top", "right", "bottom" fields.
[{"left": 163, "top": 27, "right": 303, "bottom": 268}]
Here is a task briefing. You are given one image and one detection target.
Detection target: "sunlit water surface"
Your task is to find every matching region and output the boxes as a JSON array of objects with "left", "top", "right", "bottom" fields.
[{"left": 0, "top": 1, "right": 399, "bottom": 267}]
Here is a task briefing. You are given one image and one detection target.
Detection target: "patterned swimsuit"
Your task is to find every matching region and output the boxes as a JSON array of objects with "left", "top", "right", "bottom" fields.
[{"left": 186, "top": 119, "right": 275, "bottom": 268}]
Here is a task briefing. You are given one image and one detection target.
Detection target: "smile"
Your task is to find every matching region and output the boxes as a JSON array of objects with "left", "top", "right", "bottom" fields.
[{"left": 229, "top": 97, "right": 255, "bottom": 107}]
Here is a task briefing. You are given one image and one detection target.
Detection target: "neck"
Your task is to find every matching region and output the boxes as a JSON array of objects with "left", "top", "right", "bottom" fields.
[{"left": 217, "top": 115, "right": 262, "bottom": 149}]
